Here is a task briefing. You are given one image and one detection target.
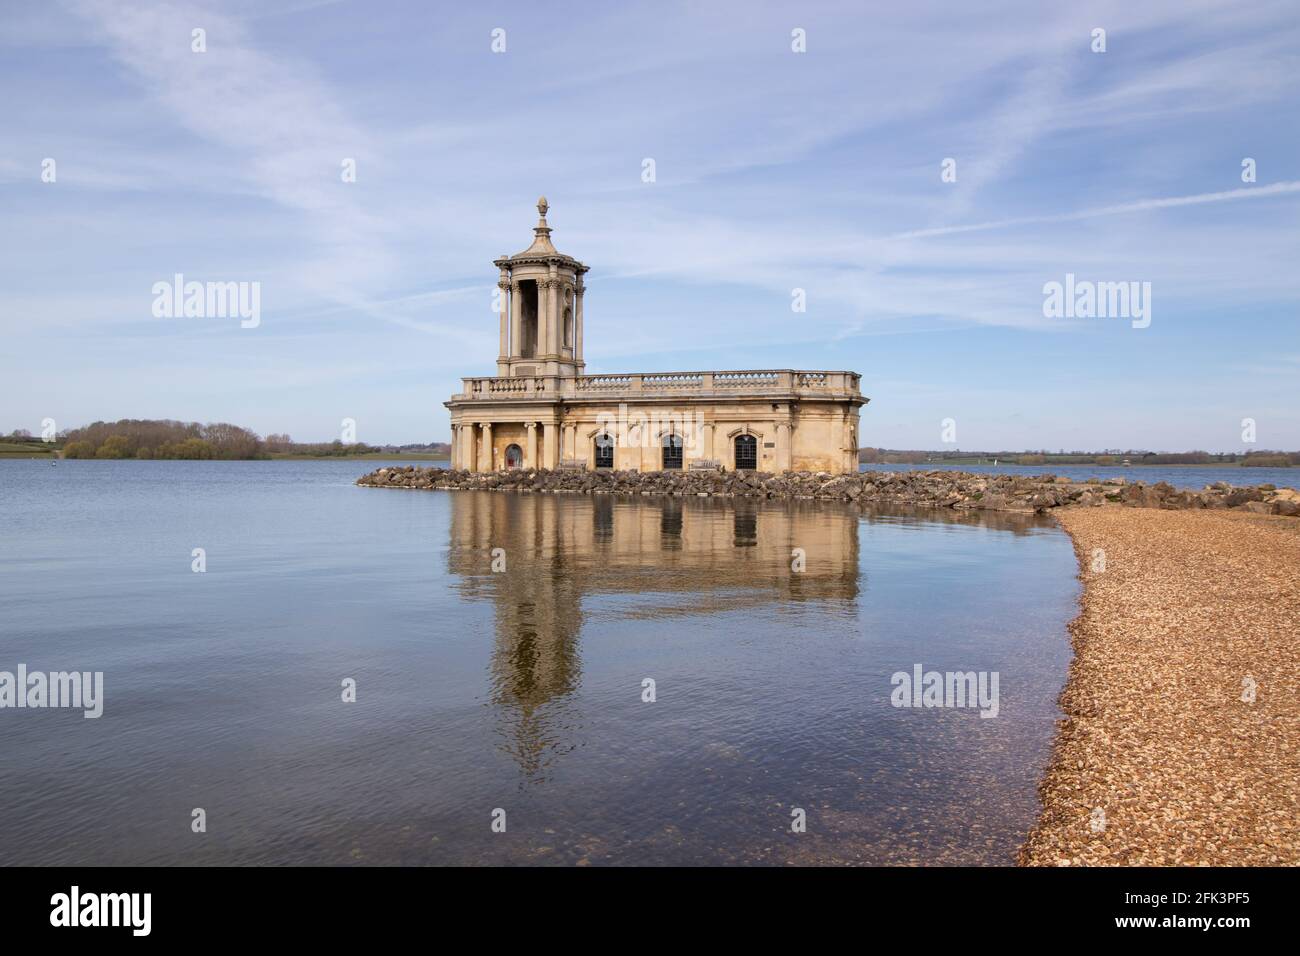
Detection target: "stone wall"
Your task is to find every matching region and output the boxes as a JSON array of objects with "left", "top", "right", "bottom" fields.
[{"left": 448, "top": 399, "right": 861, "bottom": 474}]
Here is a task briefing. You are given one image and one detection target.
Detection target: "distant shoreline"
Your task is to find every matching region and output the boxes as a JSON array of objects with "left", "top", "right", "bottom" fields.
[
  {"left": 267, "top": 453, "right": 449, "bottom": 462},
  {"left": 0, "top": 451, "right": 449, "bottom": 462},
  {"left": 0, "top": 457, "right": 1279, "bottom": 468},
  {"left": 866, "top": 460, "right": 1290, "bottom": 468},
  {"left": 863, "top": 460, "right": 1289, "bottom": 468}
]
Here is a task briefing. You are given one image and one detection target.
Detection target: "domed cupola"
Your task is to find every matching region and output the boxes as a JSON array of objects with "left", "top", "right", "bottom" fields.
[{"left": 492, "top": 198, "right": 588, "bottom": 378}]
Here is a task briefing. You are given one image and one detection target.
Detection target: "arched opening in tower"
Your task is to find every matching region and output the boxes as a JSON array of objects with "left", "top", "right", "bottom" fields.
[{"left": 519, "top": 280, "right": 539, "bottom": 357}]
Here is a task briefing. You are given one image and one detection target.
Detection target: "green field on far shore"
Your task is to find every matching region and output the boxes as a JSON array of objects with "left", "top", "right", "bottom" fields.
[
  {"left": 0, "top": 441, "right": 57, "bottom": 457},
  {"left": 0, "top": 443, "right": 449, "bottom": 462}
]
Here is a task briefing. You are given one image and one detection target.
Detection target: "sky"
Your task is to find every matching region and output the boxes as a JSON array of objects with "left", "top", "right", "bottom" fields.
[{"left": 2, "top": 0, "right": 1298, "bottom": 451}]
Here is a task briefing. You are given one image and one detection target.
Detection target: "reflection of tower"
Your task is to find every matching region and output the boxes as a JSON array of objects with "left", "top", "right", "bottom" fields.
[
  {"left": 446, "top": 491, "right": 863, "bottom": 779},
  {"left": 492, "top": 587, "right": 582, "bottom": 780},
  {"left": 447, "top": 492, "right": 584, "bottom": 781}
]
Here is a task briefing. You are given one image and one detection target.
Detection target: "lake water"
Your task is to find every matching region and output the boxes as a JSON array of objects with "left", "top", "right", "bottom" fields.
[
  {"left": 863, "top": 462, "right": 1298, "bottom": 491},
  {"left": 0, "top": 459, "right": 1078, "bottom": 866}
]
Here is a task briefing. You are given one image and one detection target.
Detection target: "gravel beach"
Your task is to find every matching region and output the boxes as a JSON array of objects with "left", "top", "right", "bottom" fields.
[{"left": 1021, "top": 508, "right": 1300, "bottom": 866}]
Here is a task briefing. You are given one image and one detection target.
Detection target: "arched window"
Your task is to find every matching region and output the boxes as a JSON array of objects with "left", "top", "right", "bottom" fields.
[
  {"left": 504, "top": 443, "right": 523, "bottom": 469},
  {"left": 662, "top": 433, "right": 683, "bottom": 470},
  {"left": 594, "top": 432, "right": 615, "bottom": 469},
  {"left": 734, "top": 434, "right": 757, "bottom": 470},
  {"left": 564, "top": 307, "right": 573, "bottom": 348}
]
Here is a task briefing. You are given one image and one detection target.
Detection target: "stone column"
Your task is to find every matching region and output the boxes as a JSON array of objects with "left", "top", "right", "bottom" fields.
[
  {"left": 463, "top": 423, "right": 477, "bottom": 472},
  {"left": 845, "top": 414, "right": 858, "bottom": 474},
  {"left": 574, "top": 284, "right": 584, "bottom": 363},
  {"left": 450, "top": 425, "right": 460, "bottom": 469},
  {"left": 536, "top": 280, "right": 549, "bottom": 360},
  {"left": 549, "top": 275, "right": 561, "bottom": 356},
  {"left": 542, "top": 422, "right": 558, "bottom": 469},
  {"left": 480, "top": 423, "right": 493, "bottom": 471},
  {"left": 525, "top": 422, "right": 538, "bottom": 469},
  {"left": 510, "top": 281, "right": 522, "bottom": 358},
  {"left": 497, "top": 273, "right": 510, "bottom": 364},
  {"left": 776, "top": 421, "right": 792, "bottom": 473}
]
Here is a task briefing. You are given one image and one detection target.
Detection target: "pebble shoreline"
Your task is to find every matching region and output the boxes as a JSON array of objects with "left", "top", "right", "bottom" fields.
[
  {"left": 357, "top": 466, "right": 1300, "bottom": 514},
  {"left": 1021, "top": 508, "right": 1300, "bottom": 866}
]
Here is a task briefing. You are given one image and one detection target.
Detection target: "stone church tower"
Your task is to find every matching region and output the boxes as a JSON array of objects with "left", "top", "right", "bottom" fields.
[
  {"left": 493, "top": 198, "right": 588, "bottom": 380},
  {"left": 447, "top": 199, "right": 866, "bottom": 474}
]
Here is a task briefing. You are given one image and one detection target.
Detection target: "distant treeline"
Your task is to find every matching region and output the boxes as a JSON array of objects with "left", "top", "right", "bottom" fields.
[
  {"left": 264, "top": 436, "right": 449, "bottom": 457},
  {"left": 62, "top": 420, "right": 269, "bottom": 459},
  {"left": 859, "top": 448, "right": 1299, "bottom": 467},
  {"left": 263, "top": 434, "right": 381, "bottom": 457},
  {"left": 54, "top": 421, "right": 381, "bottom": 460},
  {"left": 374, "top": 442, "right": 452, "bottom": 456},
  {"left": 6, "top": 423, "right": 450, "bottom": 460}
]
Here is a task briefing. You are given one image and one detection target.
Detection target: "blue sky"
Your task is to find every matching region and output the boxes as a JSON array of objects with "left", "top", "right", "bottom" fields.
[{"left": 2, "top": 0, "right": 1298, "bottom": 450}]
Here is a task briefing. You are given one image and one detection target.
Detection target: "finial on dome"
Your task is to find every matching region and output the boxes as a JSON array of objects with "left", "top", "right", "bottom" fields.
[{"left": 512, "top": 194, "right": 558, "bottom": 256}]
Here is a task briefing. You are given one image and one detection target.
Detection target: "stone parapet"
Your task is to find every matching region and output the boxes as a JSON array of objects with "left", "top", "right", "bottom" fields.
[{"left": 450, "top": 369, "right": 862, "bottom": 403}]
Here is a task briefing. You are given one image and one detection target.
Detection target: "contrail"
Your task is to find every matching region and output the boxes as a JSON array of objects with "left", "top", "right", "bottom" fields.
[{"left": 889, "top": 181, "right": 1300, "bottom": 240}]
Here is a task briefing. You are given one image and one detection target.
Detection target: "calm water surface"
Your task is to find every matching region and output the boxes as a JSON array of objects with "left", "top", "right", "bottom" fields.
[{"left": 0, "top": 460, "right": 1078, "bottom": 865}]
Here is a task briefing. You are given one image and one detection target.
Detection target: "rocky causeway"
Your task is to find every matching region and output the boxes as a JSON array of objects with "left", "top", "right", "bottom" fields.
[{"left": 357, "top": 465, "right": 1300, "bottom": 515}]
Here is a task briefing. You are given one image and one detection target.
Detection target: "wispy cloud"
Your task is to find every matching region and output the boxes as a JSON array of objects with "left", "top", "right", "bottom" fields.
[
  {"left": 69, "top": 0, "right": 391, "bottom": 295},
  {"left": 888, "top": 182, "right": 1300, "bottom": 240}
]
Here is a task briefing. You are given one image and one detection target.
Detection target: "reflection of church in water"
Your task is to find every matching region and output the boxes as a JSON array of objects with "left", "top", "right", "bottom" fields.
[{"left": 446, "top": 492, "right": 862, "bottom": 778}]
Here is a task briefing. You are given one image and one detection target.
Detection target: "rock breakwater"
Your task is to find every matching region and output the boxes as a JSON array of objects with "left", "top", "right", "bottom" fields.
[{"left": 357, "top": 467, "right": 1300, "bottom": 515}]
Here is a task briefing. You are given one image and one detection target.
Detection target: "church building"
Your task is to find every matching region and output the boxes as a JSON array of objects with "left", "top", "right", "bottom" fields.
[{"left": 445, "top": 199, "right": 866, "bottom": 474}]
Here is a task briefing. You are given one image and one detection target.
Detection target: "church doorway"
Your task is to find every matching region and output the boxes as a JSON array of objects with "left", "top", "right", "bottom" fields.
[{"left": 595, "top": 433, "right": 614, "bottom": 468}]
